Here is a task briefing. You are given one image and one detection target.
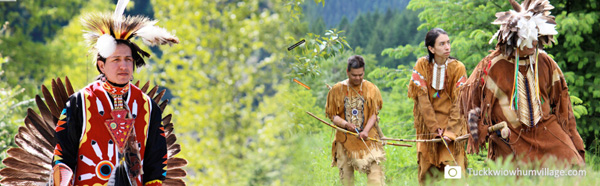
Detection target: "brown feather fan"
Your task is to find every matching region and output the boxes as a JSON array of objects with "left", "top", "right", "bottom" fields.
[{"left": 0, "top": 77, "right": 187, "bottom": 185}]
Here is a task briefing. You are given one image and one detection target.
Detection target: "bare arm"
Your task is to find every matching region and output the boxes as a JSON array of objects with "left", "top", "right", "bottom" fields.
[
  {"left": 332, "top": 115, "right": 355, "bottom": 131},
  {"left": 359, "top": 114, "right": 377, "bottom": 139}
]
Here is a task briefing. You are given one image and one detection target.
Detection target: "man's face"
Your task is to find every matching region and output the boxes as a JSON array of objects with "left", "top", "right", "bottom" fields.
[
  {"left": 347, "top": 67, "right": 364, "bottom": 86},
  {"left": 98, "top": 44, "right": 134, "bottom": 85},
  {"left": 517, "top": 41, "right": 538, "bottom": 57},
  {"left": 428, "top": 34, "right": 451, "bottom": 60}
]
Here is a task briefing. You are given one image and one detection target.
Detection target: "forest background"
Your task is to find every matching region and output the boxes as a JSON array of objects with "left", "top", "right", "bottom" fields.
[{"left": 0, "top": 0, "right": 599, "bottom": 185}]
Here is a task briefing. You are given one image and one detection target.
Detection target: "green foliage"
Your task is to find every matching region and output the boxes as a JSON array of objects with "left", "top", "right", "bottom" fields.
[
  {"left": 286, "top": 0, "right": 324, "bottom": 22},
  {"left": 550, "top": 1, "right": 600, "bottom": 149},
  {"left": 147, "top": 0, "right": 319, "bottom": 185},
  {"left": 0, "top": 0, "right": 90, "bottom": 96},
  {"left": 288, "top": 29, "right": 351, "bottom": 78},
  {"left": 303, "top": 1, "right": 424, "bottom": 68},
  {"left": 383, "top": 0, "right": 501, "bottom": 72},
  {"left": 0, "top": 54, "right": 33, "bottom": 169},
  {"left": 381, "top": 43, "right": 425, "bottom": 63},
  {"left": 365, "top": 9, "right": 425, "bottom": 67},
  {"left": 367, "top": 65, "right": 414, "bottom": 129},
  {"left": 309, "top": 17, "right": 326, "bottom": 35},
  {"left": 571, "top": 96, "right": 588, "bottom": 119}
]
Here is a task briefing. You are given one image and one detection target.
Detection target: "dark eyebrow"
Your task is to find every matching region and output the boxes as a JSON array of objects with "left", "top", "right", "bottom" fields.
[{"left": 111, "top": 56, "right": 133, "bottom": 57}]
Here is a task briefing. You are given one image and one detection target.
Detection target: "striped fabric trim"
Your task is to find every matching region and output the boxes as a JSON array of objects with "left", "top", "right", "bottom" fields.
[
  {"left": 411, "top": 69, "right": 427, "bottom": 90},
  {"left": 145, "top": 179, "right": 163, "bottom": 186},
  {"left": 455, "top": 76, "right": 467, "bottom": 88}
]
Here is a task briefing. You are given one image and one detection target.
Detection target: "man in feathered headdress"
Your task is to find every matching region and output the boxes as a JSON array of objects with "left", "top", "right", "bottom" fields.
[
  {"left": 51, "top": 0, "right": 179, "bottom": 185},
  {"left": 460, "top": 0, "right": 585, "bottom": 166}
]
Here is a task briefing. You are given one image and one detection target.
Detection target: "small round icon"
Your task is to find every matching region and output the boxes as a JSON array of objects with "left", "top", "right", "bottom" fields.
[
  {"left": 352, "top": 109, "right": 358, "bottom": 116},
  {"left": 448, "top": 167, "right": 457, "bottom": 177}
]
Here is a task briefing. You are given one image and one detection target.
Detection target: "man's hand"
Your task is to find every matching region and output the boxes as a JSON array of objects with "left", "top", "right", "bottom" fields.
[
  {"left": 359, "top": 130, "right": 369, "bottom": 140},
  {"left": 345, "top": 121, "right": 356, "bottom": 131},
  {"left": 437, "top": 128, "right": 451, "bottom": 142}
]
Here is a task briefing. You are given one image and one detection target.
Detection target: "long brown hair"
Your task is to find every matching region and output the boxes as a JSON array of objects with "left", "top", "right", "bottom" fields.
[{"left": 424, "top": 28, "right": 456, "bottom": 63}]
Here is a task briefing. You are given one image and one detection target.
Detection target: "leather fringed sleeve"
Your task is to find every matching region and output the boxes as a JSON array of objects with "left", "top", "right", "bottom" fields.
[
  {"left": 444, "top": 62, "right": 468, "bottom": 141},
  {"left": 409, "top": 58, "right": 442, "bottom": 134},
  {"left": 545, "top": 54, "right": 586, "bottom": 161},
  {"left": 459, "top": 55, "right": 491, "bottom": 154},
  {"left": 325, "top": 82, "right": 345, "bottom": 121}
]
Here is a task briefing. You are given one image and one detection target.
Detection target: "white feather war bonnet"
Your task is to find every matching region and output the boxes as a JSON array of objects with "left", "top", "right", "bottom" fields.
[
  {"left": 490, "top": 0, "right": 557, "bottom": 56},
  {"left": 82, "top": 0, "right": 179, "bottom": 71}
]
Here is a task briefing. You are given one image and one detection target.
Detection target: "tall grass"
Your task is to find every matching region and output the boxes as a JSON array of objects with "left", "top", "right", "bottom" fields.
[{"left": 287, "top": 129, "right": 600, "bottom": 185}]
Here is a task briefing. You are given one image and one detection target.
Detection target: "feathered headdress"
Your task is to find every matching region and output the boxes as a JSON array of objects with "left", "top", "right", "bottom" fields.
[
  {"left": 488, "top": 0, "right": 550, "bottom": 123},
  {"left": 82, "top": 0, "right": 179, "bottom": 68},
  {"left": 489, "top": 0, "right": 557, "bottom": 56}
]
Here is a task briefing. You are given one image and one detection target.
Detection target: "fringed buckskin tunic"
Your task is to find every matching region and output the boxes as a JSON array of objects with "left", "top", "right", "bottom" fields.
[
  {"left": 461, "top": 50, "right": 585, "bottom": 166},
  {"left": 325, "top": 79, "right": 384, "bottom": 172},
  {"left": 408, "top": 57, "right": 468, "bottom": 180}
]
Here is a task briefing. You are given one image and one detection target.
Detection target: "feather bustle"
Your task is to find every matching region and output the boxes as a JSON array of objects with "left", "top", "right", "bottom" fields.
[
  {"left": 0, "top": 177, "right": 47, "bottom": 185},
  {"left": 167, "top": 144, "right": 181, "bottom": 158},
  {"left": 162, "top": 114, "right": 172, "bottom": 127},
  {"left": 18, "top": 125, "right": 53, "bottom": 153},
  {"left": 159, "top": 99, "right": 169, "bottom": 111},
  {"left": 65, "top": 77, "right": 75, "bottom": 96},
  {"left": 55, "top": 78, "right": 70, "bottom": 106},
  {"left": 166, "top": 168, "right": 187, "bottom": 178},
  {"left": 15, "top": 131, "right": 53, "bottom": 160},
  {"left": 25, "top": 109, "right": 56, "bottom": 146},
  {"left": 36, "top": 95, "right": 56, "bottom": 127},
  {"left": 2, "top": 157, "right": 50, "bottom": 174},
  {"left": 141, "top": 81, "right": 150, "bottom": 92},
  {"left": 165, "top": 133, "right": 177, "bottom": 146},
  {"left": 52, "top": 79, "right": 67, "bottom": 111},
  {"left": 163, "top": 178, "right": 186, "bottom": 186},
  {"left": 163, "top": 122, "right": 174, "bottom": 135},
  {"left": 147, "top": 86, "right": 158, "bottom": 98},
  {"left": 41, "top": 85, "right": 60, "bottom": 118},
  {"left": 166, "top": 157, "right": 188, "bottom": 170},
  {"left": 6, "top": 148, "right": 51, "bottom": 168},
  {"left": 154, "top": 89, "right": 166, "bottom": 103},
  {"left": 0, "top": 167, "right": 47, "bottom": 180}
]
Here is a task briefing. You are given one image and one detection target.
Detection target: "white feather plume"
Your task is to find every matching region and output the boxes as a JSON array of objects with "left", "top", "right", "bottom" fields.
[
  {"left": 135, "top": 22, "right": 179, "bottom": 46},
  {"left": 114, "top": 0, "right": 130, "bottom": 17},
  {"left": 516, "top": 17, "right": 536, "bottom": 49},
  {"left": 113, "top": 0, "right": 130, "bottom": 32},
  {"left": 490, "top": 30, "right": 500, "bottom": 44},
  {"left": 489, "top": 0, "right": 557, "bottom": 54},
  {"left": 533, "top": 15, "right": 558, "bottom": 35},
  {"left": 97, "top": 34, "right": 117, "bottom": 58}
]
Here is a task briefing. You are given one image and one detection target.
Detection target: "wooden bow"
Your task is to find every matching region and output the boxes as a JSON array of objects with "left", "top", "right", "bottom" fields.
[
  {"left": 381, "top": 121, "right": 509, "bottom": 143},
  {"left": 306, "top": 111, "right": 412, "bottom": 147}
]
